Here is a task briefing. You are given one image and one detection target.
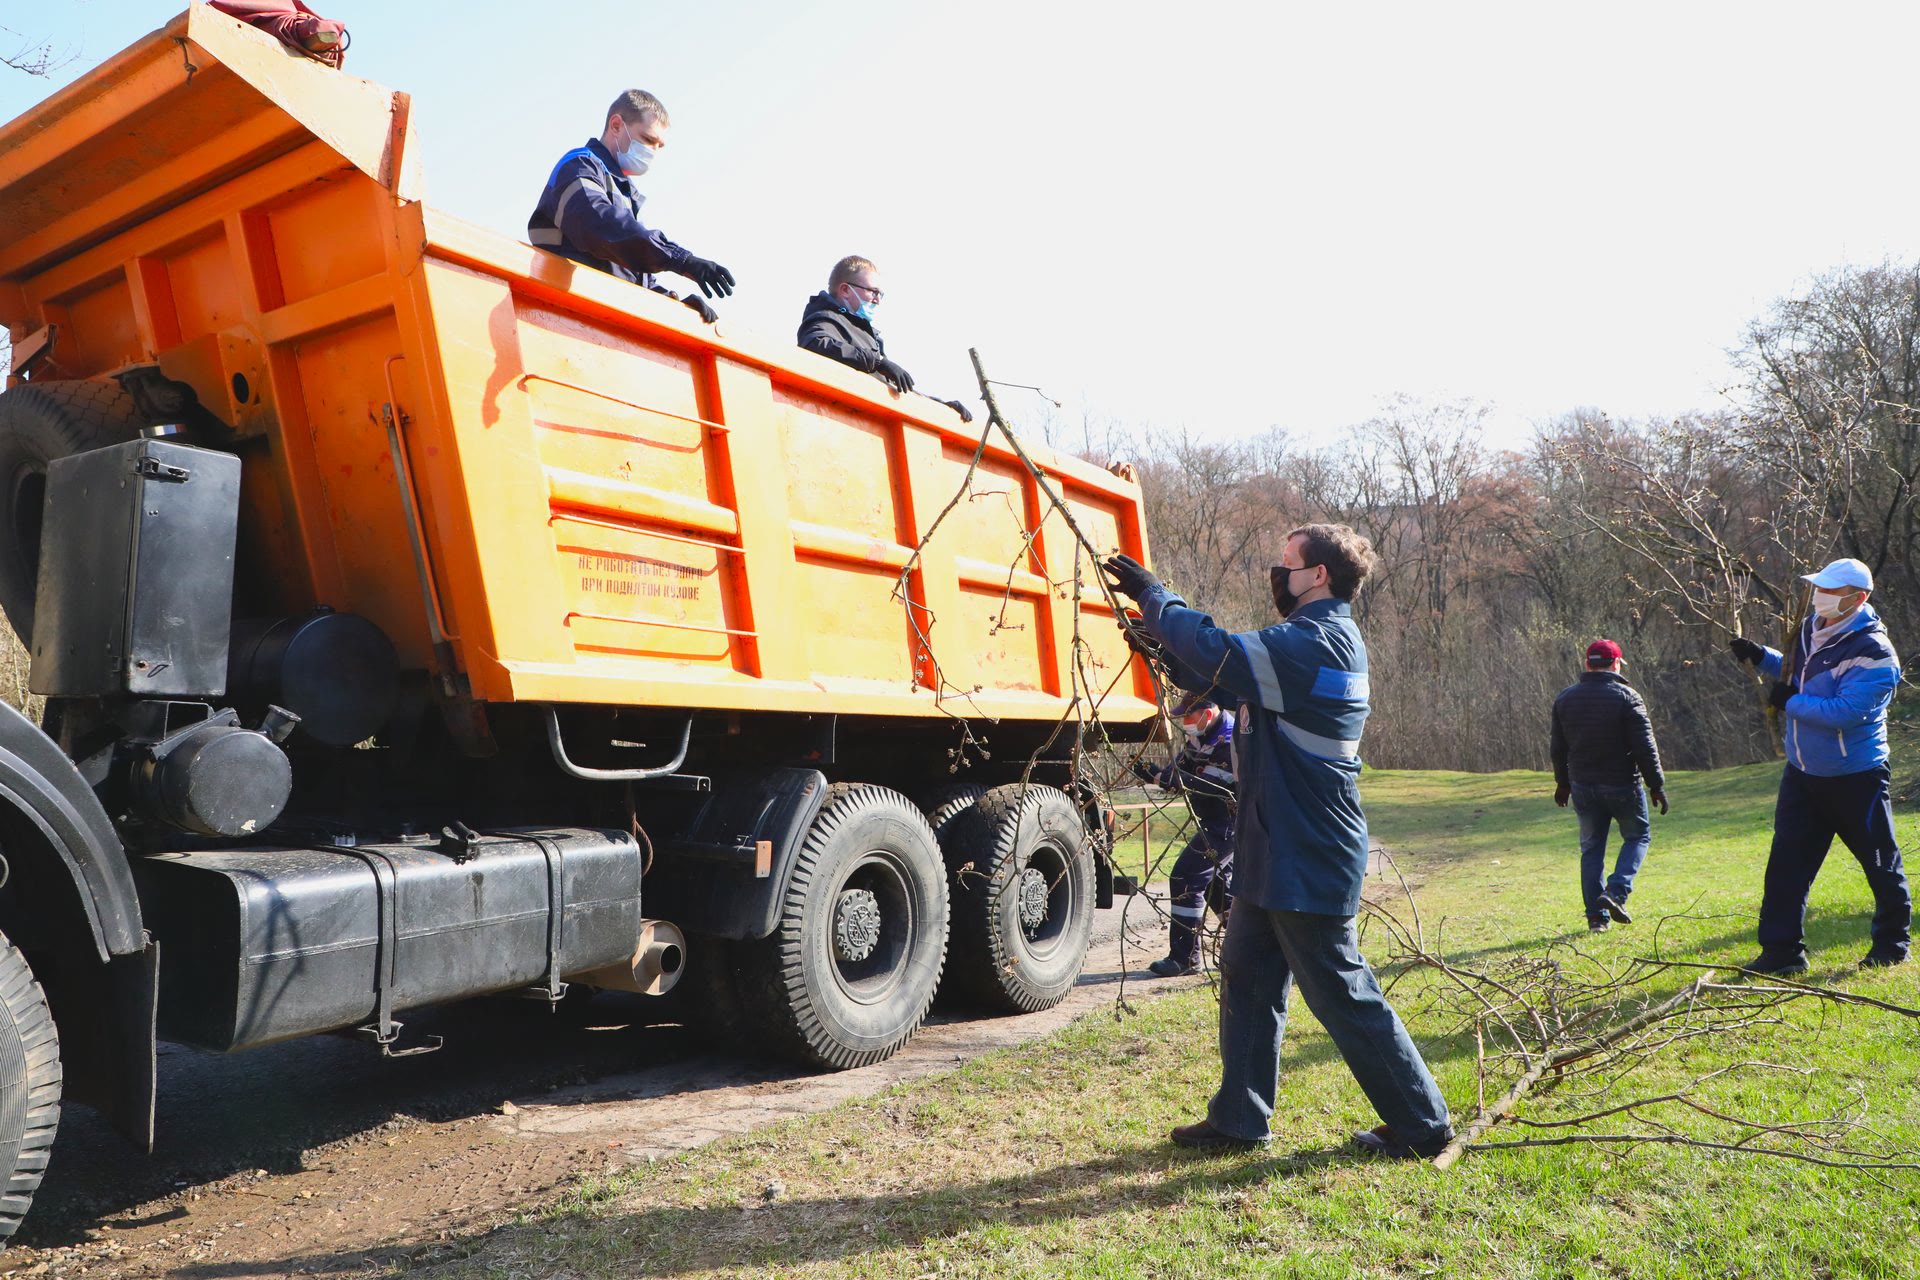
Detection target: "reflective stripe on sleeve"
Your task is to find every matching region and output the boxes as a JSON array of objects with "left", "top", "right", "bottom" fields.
[
  {"left": 1274, "top": 714, "right": 1360, "bottom": 760},
  {"left": 1234, "top": 633, "right": 1286, "bottom": 710}
]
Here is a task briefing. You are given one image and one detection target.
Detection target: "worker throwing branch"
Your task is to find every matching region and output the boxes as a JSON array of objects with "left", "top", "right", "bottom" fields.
[{"left": 529, "top": 90, "right": 736, "bottom": 324}]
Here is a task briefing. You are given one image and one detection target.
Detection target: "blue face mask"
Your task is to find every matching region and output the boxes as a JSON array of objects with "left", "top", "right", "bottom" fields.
[
  {"left": 618, "top": 138, "right": 654, "bottom": 177},
  {"left": 842, "top": 287, "right": 877, "bottom": 321}
]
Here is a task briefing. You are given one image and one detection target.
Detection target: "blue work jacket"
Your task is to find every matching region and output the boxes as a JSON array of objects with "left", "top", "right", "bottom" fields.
[
  {"left": 1759, "top": 604, "right": 1901, "bottom": 776},
  {"left": 1138, "top": 587, "right": 1373, "bottom": 916},
  {"left": 528, "top": 138, "right": 691, "bottom": 292}
]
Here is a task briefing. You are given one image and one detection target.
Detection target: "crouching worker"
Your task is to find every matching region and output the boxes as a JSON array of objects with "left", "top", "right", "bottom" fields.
[
  {"left": 1728, "top": 557, "right": 1911, "bottom": 974},
  {"left": 529, "top": 90, "right": 736, "bottom": 323},
  {"left": 1104, "top": 526, "right": 1454, "bottom": 1159},
  {"left": 1133, "top": 699, "right": 1237, "bottom": 977},
  {"left": 797, "top": 256, "right": 976, "bottom": 421}
]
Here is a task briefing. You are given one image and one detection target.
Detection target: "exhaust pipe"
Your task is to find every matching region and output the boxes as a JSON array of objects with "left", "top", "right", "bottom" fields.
[{"left": 575, "top": 920, "right": 686, "bottom": 996}]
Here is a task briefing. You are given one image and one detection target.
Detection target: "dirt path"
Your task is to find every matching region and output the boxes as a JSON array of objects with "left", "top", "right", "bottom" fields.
[{"left": 4, "top": 897, "right": 1193, "bottom": 1279}]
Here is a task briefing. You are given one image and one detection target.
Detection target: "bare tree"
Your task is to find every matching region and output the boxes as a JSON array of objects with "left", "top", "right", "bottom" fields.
[{"left": 1, "top": 20, "right": 73, "bottom": 77}]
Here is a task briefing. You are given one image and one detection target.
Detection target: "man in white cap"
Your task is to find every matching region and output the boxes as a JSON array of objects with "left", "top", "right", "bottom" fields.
[{"left": 1728, "top": 558, "right": 1911, "bottom": 973}]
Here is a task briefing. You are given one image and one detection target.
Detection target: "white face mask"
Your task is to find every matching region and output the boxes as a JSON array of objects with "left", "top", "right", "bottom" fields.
[{"left": 1812, "top": 589, "right": 1859, "bottom": 621}]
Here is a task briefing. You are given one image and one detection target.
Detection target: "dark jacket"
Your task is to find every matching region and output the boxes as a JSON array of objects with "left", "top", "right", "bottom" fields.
[
  {"left": 1139, "top": 588, "right": 1373, "bottom": 916},
  {"left": 1150, "top": 713, "right": 1238, "bottom": 835},
  {"left": 528, "top": 138, "right": 690, "bottom": 295},
  {"left": 797, "top": 291, "right": 892, "bottom": 378},
  {"left": 1550, "top": 671, "right": 1665, "bottom": 791}
]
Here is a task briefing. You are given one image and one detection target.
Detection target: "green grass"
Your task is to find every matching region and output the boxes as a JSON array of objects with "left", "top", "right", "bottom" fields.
[{"left": 407, "top": 765, "right": 1920, "bottom": 1279}]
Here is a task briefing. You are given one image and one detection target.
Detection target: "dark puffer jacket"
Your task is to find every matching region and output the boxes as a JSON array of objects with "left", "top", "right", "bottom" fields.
[
  {"left": 1550, "top": 671, "right": 1665, "bottom": 791},
  {"left": 796, "top": 292, "right": 892, "bottom": 378}
]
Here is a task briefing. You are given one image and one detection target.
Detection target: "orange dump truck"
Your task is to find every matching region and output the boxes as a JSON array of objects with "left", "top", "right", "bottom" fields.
[{"left": 0, "top": 5, "right": 1155, "bottom": 1237}]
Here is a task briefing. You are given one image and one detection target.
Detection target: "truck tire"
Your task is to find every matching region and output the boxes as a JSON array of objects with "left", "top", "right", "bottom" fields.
[
  {"left": 0, "top": 933, "right": 60, "bottom": 1241},
  {"left": 739, "top": 783, "right": 948, "bottom": 1069},
  {"left": 0, "top": 380, "right": 146, "bottom": 645},
  {"left": 918, "top": 782, "right": 987, "bottom": 843},
  {"left": 939, "top": 783, "right": 1095, "bottom": 1013}
]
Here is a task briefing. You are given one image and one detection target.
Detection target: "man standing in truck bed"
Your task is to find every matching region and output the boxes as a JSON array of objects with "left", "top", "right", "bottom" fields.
[
  {"left": 530, "top": 90, "right": 736, "bottom": 323},
  {"left": 797, "top": 256, "right": 976, "bottom": 421}
]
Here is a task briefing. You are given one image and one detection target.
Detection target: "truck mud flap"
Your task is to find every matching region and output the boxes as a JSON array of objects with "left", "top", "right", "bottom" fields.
[{"left": 642, "top": 767, "right": 828, "bottom": 941}]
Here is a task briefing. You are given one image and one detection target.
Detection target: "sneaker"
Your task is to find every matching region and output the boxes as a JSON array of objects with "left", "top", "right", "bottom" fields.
[
  {"left": 1170, "top": 1119, "right": 1268, "bottom": 1152},
  {"left": 1596, "top": 893, "right": 1632, "bottom": 924},
  {"left": 1861, "top": 949, "right": 1908, "bottom": 969},
  {"left": 1147, "top": 956, "right": 1196, "bottom": 978},
  {"left": 1351, "top": 1122, "right": 1454, "bottom": 1160},
  {"left": 1740, "top": 950, "right": 1810, "bottom": 977},
  {"left": 1588, "top": 919, "right": 1611, "bottom": 933}
]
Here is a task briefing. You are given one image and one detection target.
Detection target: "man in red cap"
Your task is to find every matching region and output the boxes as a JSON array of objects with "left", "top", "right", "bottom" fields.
[{"left": 1550, "top": 639, "right": 1669, "bottom": 931}]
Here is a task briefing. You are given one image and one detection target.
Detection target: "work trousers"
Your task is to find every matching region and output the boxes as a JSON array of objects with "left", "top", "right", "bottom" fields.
[
  {"left": 1207, "top": 904, "right": 1451, "bottom": 1146},
  {"left": 1166, "top": 823, "right": 1234, "bottom": 966},
  {"left": 1571, "top": 781, "right": 1651, "bottom": 924},
  {"left": 1757, "top": 764, "right": 1911, "bottom": 959}
]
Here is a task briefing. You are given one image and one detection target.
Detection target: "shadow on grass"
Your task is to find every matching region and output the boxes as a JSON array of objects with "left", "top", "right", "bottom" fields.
[{"left": 171, "top": 1142, "right": 1360, "bottom": 1278}]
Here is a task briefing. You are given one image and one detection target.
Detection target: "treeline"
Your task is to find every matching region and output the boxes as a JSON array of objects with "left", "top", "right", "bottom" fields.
[{"left": 1077, "top": 261, "right": 1920, "bottom": 774}]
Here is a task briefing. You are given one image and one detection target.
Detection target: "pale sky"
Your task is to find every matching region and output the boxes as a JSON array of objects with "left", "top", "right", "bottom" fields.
[{"left": 5, "top": 1, "right": 1920, "bottom": 448}]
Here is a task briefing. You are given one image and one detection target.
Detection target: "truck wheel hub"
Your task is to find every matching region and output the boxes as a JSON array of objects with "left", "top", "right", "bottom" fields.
[
  {"left": 834, "top": 888, "right": 883, "bottom": 962},
  {"left": 1017, "top": 867, "right": 1049, "bottom": 931}
]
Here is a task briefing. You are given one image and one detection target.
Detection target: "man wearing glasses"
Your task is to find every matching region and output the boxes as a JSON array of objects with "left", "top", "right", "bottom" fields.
[
  {"left": 1104, "top": 525, "right": 1455, "bottom": 1160},
  {"left": 528, "top": 90, "right": 736, "bottom": 323},
  {"left": 797, "top": 257, "right": 975, "bottom": 422}
]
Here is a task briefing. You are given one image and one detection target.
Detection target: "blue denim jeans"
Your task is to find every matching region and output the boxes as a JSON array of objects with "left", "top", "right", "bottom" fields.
[
  {"left": 1571, "top": 782, "right": 1651, "bottom": 924},
  {"left": 1206, "top": 904, "right": 1452, "bottom": 1145}
]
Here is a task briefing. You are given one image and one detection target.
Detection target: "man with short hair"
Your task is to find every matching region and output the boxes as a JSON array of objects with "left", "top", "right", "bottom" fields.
[
  {"left": 1550, "top": 638, "right": 1669, "bottom": 933},
  {"left": 1104, "top": 524, "right": 1454, "bottom": 1160},
  {"left": 1729, "top": 557, "right": 1911, "bottom": 973},
  {"left": 529, "top": 90, "right": 735, "bottom": 323},
  {"left": 797, "top": 256, "right": 975, "bottom": 421}
]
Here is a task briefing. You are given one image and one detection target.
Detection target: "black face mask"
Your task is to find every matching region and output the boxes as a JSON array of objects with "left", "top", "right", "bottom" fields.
[{"left": 1271, "top": 563, "right": 1318, "bottom": 618}]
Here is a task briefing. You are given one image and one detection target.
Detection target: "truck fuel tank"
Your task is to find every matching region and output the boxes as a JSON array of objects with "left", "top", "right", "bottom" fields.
[{"left": 131, "top": 828, "right": 644, "bottom": 1052}]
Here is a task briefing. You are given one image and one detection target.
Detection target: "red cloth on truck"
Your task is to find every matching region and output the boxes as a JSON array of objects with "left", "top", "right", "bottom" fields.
[{"left": 207, "top": 0, "right": 349, "bottom": 68}]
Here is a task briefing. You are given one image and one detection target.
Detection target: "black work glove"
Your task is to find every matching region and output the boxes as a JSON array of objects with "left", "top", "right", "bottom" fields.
[
  {"left": 1767, "top": 681, "right": 1795, "bottom": 710},
  {"left": 681, "top": 256, "right": 736, "bottom": 299},
  {"left": 1554, "top": 784, "right": 1570, "bottom": 809},
  {"left": 681, "top": 293, "right": 718, "bottom": 323},
  {"left": 1103, "top": 554, "right": 1161, "bottom": 602},
  {"left": 943, "top": 398, "right": 974, "bottom": 423},
  {"left": 874, "top": 358, "right": 915, "bottom": 394},
  {"left": 1651, "top": 790, "right": 1670, "bottom": 816},
  {"left": 1122, "top": 622, "right": 1166, "bottom": 664},
  {"left": 1129, "top": 760, "right": 1157, "bottom": 785},
  {"left": 1728, "top": 636, "right": 1765, "bottom": 666}
]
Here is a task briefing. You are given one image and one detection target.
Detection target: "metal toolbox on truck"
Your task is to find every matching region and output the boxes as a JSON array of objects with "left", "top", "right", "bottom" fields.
[
  {"left": 30, "top": 438, "right": 241, "bottom": 699},
  {"left": 131, "top": 828, "right": 643, "bottom": 1052}
]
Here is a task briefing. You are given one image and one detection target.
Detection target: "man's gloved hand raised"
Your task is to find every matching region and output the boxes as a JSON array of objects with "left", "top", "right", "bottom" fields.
[
  {"left": 681, "top": 256, "right": 735, "bottom": 299},
  {"left": 1554, "top": 784, "right": 1570, "bottom": 808},
  {"left": 1102, "top": 554, "right": 1161, "bottom": 602},
  {"left": 874, "top": 358, "right": 915, "bottom": 394},
  {"left": 1768, "top": 681, "right": 1796, "bottom": 711},
  {"left": 681, "top": 293, "right": 718, "bottom": 324},
  {"left": 1728, "top": 636, "right": 1765, "bottom": 666}
]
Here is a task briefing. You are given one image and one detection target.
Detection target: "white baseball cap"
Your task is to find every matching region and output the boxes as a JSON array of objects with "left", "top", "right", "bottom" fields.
[{"left": 1801, "top": 558, "right": 1873, "bottom": 591}]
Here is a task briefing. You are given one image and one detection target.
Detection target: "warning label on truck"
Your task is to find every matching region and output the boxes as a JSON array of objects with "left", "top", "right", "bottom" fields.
[{"left": 574, "top": 552, "right": 705, "bottom": 601}]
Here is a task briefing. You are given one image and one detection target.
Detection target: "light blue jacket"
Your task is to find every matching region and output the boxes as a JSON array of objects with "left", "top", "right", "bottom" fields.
[
  {"left": 1759, "top": 604, "right": 1901, "bottom": 776},
  {"left": 1138, "top": 588, "right": 1372, "bottom": 916}
]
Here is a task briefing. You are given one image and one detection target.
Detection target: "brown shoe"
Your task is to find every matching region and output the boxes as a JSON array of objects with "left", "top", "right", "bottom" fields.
[{"left": 1169, "top": 1119, "right": 1268, "bottom": 1152}]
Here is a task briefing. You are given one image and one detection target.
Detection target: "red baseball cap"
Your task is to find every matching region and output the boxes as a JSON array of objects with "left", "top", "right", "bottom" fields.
[{"left": 1586, "top": 638, "right": 1622, "bottom": 663}]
